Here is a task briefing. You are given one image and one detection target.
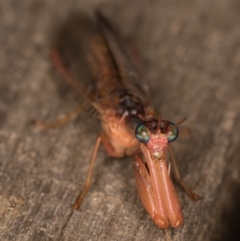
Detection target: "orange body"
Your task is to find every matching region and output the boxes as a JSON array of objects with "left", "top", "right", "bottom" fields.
[{"left": 49, "top": 11, "right": 199, "bottom": 230}]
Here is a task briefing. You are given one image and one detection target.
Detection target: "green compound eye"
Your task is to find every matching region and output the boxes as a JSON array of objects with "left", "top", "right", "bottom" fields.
[
  {"left": 167, "top": 122, "right": 179, "bottom": 142},
  {"left": 135, "top": 124, "right": 150, "bottom": 143}
]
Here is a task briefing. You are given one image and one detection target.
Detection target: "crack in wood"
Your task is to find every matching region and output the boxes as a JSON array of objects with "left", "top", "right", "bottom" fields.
[{"left": 57, "top": 209, "right": 74, "bottom": 240}]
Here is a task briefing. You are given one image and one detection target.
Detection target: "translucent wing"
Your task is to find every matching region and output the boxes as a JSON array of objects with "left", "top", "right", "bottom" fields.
[
  {"left": 96, "top": 11, "right": 151, "bottom": 107},
  {"left": 51, "top": 12, "right": 153, "bottom": 119}
]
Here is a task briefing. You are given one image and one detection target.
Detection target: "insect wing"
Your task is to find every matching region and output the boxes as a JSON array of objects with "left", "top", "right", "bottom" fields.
[
  {"left": 96, "top": 12, "right": 152, "bottom": 110},
  {"left": 52, "top": 13, "right": 121, "bottom": 116},
  {"left": 52, "top": 12, "right": 153, "bottom": 118}
]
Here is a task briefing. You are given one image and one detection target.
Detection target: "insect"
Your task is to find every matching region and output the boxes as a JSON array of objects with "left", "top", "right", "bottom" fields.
[{"left": 35, "top": 11, "right": 199, "bottom": 230}]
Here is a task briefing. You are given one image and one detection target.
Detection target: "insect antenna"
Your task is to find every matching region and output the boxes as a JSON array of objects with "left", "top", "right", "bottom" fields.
[
  {"left": 156, "top": 113, "right": 162, "bottom": 133},
  {"left": 169, "top": 117, "right": 187, "bottom": 132}
]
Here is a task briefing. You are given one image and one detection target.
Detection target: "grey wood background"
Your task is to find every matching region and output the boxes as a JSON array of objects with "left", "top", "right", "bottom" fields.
[{"left": 0, "top": 0, "right": 240, "bottom": 240}]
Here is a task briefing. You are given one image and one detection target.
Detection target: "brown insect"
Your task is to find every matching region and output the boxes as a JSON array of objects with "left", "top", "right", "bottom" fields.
[{"left": 35, "top": 11, "right": 199, "bottom": 230}]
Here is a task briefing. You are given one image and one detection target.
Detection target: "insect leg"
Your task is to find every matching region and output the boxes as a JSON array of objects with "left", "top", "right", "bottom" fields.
[
  {"left": 168, "top": 144, "right": 200, "bottom": 201},
  {"left": 101, "top": 133, "right": 124, "bottom": 157},
  {"left": 73, "top": 134, "right": 103, "bottom": 209},
  {"left": 32, "top": 101, "right": 88, "bottom": 129}
]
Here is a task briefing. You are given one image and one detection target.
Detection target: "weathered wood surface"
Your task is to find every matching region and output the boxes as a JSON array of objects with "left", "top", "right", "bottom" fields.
[{"left": 0, "top": 0, "right": 240, "bottom": 240}]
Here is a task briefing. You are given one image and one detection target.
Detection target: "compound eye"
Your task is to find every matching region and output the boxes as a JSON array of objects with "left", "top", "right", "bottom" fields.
[
  {"left": 135, "top": 124, "right": 150, "bottom": 143},
  {"left": 167, "top": 122, "right": 179, "bottom": 142}
]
